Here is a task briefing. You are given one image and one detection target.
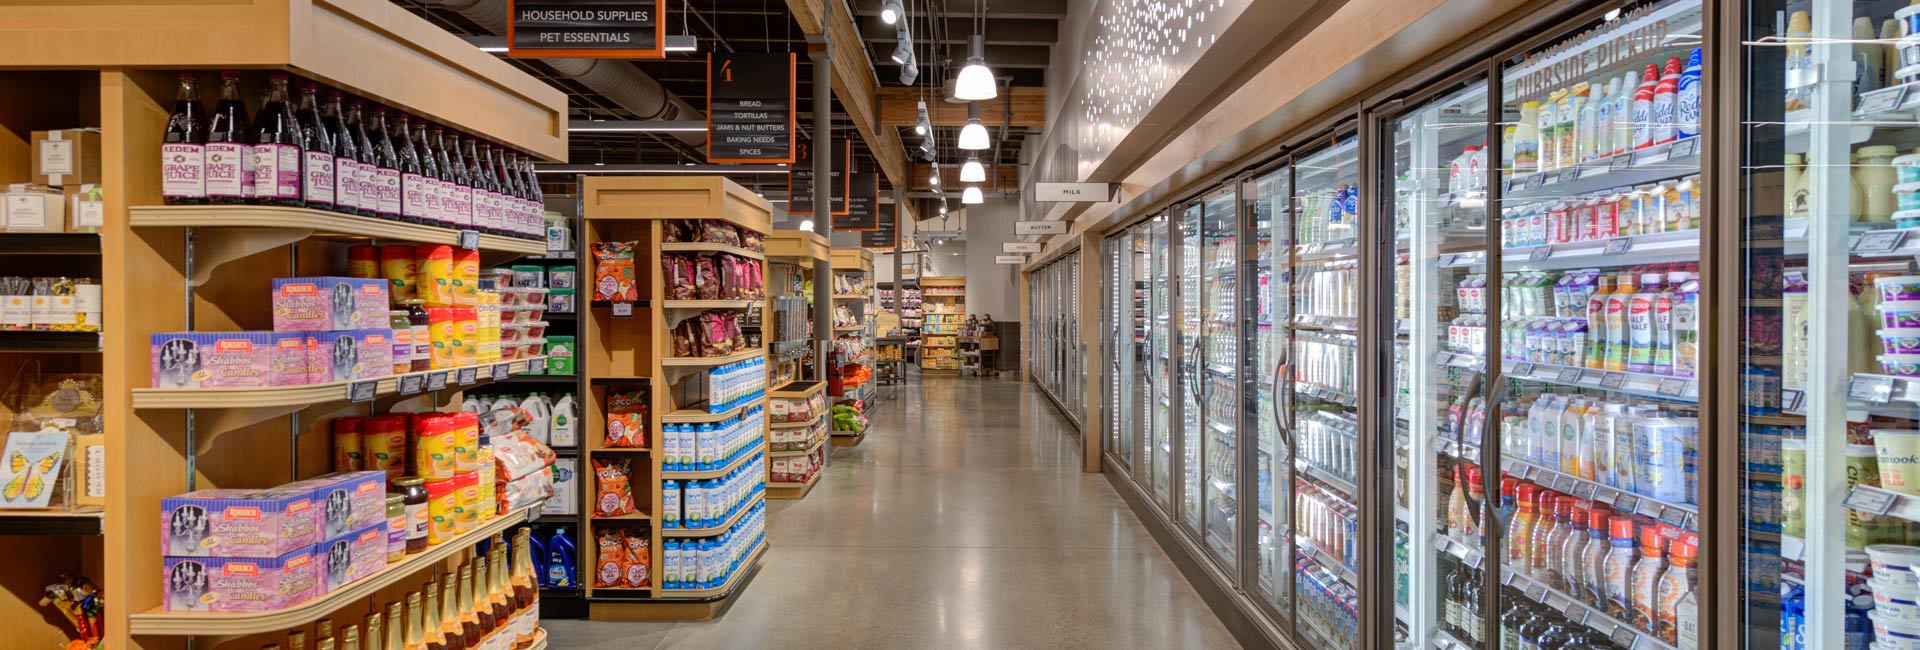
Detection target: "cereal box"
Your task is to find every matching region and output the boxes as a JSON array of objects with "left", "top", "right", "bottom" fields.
[
  {"left": 272, "top": 277, "right": 389, "bottom": 332},
  {"left": 284, "top": 470, "right": 387, "bottom": 540},
  {"left": 162, "top": 487, "right": 319, "bottom": 558},
  {"left": 150, "top": 331, "right": 312, "bottom": 389},
  {"left": 164, "top": 547, "right": 318, "bottom": 612},
  {"left": 316, "top": 524, "right": 388, "bottom": 593}
]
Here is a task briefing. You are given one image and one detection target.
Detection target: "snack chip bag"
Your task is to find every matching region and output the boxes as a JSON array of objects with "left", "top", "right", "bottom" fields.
[
  {"left": 593, "top": 458, "right": 636, "bottom": 517},
  {"left": 622, "top": 531, "right": 651, "bottom": 588},
  {"left": 591, "top": 241, "right": 638, "bottom": 302},
  {"left": 595, "top": 528, "right": 626, "bottom": 588}
]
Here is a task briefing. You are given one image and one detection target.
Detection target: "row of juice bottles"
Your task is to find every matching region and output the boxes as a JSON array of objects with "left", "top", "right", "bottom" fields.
[
  {"left": 263, "top": 529, "right": 539, "bottom": 650},
  {"left": 162, "top": 72, "right": 547, "bottom": 239},
  {"left": 1504, "top": 392, "right": 1698, "bottom": 505},
  {"left": 1296, "top": 184, "right": 1361, "bottom": 247},
  {"left": 1509, "top": 49, "right": 1703, "bottom": 176},
  {"left": 1445, "top": 265, "right": 1701, "bottom": 378},
  {"left": 1445, "top": 463, "right": 1699, "bottom": 645},
  {"left": 1294, "top": 336, "right": 1359, "bottom": 396},
  {"left": 1498, "top": 175, "right": 1702, "bottom": 250},
  {"left": 1298, "top": 478, "right": 1358, "bottom": 570}
]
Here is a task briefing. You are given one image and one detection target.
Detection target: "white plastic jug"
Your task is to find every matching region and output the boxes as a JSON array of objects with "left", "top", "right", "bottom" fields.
[
  {"left": 521, "top": 394, "right": 553, "bottom": 445},
  {"left": 551, "top": 394, "right": 578, "bottom": 447}
]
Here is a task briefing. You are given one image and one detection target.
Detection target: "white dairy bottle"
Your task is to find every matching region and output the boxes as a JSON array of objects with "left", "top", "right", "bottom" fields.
[{"left": 1627, "top": 273, "right": 1664, "bottom": 373}]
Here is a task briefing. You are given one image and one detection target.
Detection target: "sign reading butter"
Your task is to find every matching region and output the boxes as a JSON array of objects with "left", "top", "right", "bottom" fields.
[
  {"left": 1015, "top": 220, "right": 1069, "bottom": 235},
  {"left": 995, "top": 255, "right": 1026, "bottom": 264},
  {"left": 1033, "top": 182, "right": 1114, "bottom": 202},
  {"left": 509, "top": 1, "right": 666, "bottom": 59},
  {"left": 1003, "top": 242, "right": 1042, "bottom": 253}
]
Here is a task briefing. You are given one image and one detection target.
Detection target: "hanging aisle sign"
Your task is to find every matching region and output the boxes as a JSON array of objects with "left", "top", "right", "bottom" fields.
[
  {"left": 707, "top": 52, "right": 796, "bottom": 163},
  {"left": 788, "top": 137, "right": 849, "bottom": 216},
  {"left": 862, "top": 203, "right": 899, "bottom": 249},
  {"left": 507, "top": 1, "right": 667, "bottom": 59},
  {"left": 1003, "top": 242, "right": 1042, "bottom": 253},
  {"left": 835, "top": 172, "right": 880, "bottom": 231}
]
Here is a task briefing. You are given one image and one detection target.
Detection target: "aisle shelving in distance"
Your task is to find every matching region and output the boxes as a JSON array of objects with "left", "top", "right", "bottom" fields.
[
  {"left": 766, "top": 468, "right": 821, "bottom": 500},
  {"left": 129, "top": 506, "right": 536, "bottom": 638}
]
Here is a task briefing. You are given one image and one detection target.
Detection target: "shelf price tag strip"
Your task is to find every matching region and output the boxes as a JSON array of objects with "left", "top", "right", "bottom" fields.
[
  {"left": 1849, "top": 375, "right": 1896, "bottom": 404},
  {"left": 1857, "top": 85, "right": 1911, "bottom": 116},
  {"left": 398, "top": 374, "right": 425, "bottom": 396},
  {"left": 1846, "top": 486, "right": 1900, "bottom": 516},
  {"left": 426, "top": 371, "right": 449, "bottom": 392},
  {"left": 493, "top": 363, "right": 512, "bottom": 380},
  {"left": 612, "top": 302, "right": 634, "bottom": 317},
  {"left": 1853, "top": 230, "right": 1909, "bottom": 256},
  {"left": 458, "top": 230, "right": 480, "bottom": 249},
  {"left": 457, "top": 367, "right": 479, "bottom": 385},
  {"left": 347, "top": 380, "right": 378, "bottom": 403},
  {"left": 1781, "top": 388, "right": 1806, "bottom": 413},
  {"left": 1530, "top": 246, "right": 1553, "bottom": 261},
  {"left": 530, "top": 358, "right": 547, "bottom": 374},
  {"left": 1603, "top": 237, "right": 1633, "bottom": 256}
]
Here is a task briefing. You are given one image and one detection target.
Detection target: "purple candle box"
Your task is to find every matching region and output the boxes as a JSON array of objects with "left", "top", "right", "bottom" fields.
[
  {"left": 272, "top": 277, "right": 389, "bottom": 332},
  {"left": 317, "top": 524, "right": 389, "bottom": 593},
  {"left": 150, "top": 331, "right": 313, "bottom": 389},
  {"left": 161, "top": 487, "right": 319, "bottom": 558},
  {"left": 163, "top": 547, "right": 318, "bottom": 612},
  {"left": 283, "top": 470, "right": 387, "bottom": 540},
  {"left": 315, "top": 329, "right": 395, "bottom": 382}
]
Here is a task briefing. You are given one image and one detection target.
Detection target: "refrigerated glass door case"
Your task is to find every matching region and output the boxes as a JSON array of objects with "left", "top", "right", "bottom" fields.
[
  {"left": 1382, "top": 77, "right": 1494, "bottom": 650},
  {"left": 1742, "top": 0, "right": 1920, "bottom": 647},
  {"left": 1489, "top": 2, "right": 1705, "bottom": 648},
  {"left": 1292, "top": 135, "right": 1363, "bottom": 650},
  {"left": 1248, "top": 163, "right": 1297, "bottom": 625},
  {"left": 1199, "top": 186, "right": 1243, "bottom": 568},
  {"left": 1182, "top": 201, "right": 1206, "bottom": 534},
  {"left": 1150, "top": 214, "right": 1177, "bottom": 508}
]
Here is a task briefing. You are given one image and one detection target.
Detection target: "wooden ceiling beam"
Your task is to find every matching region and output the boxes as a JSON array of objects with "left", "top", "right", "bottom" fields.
[
  {"left": 788, "top": 0, "right": 911, "bottom": 191},
  {"left": 905, "top": 161, "right": 1021, "bottom": 191},
  {"left": 878, "top": 86, "right": 1045, "bottom": 128}
]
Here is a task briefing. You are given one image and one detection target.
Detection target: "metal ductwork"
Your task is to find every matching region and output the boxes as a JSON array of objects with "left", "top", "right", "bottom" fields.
[{"left": 422, "top": 0, "right": 707, "bottom": 147}]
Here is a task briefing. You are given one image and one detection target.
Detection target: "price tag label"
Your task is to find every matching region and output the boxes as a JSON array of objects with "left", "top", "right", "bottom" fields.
[
  {"left": 1557, "top": 169, "right": 1580, "bottom": 186},
  {"left": 1781, "top": 388, "right": 1806, "bottom": 412},
  {"left": 1849, "top": 375, "right": 1896, "bottom": 404},
  {"left": 1469, "top": 550, "right": 1485, "bottom": 569},
  {"left": 1436, "top": 253, "right": 1458, "bottom": 267},
  {"left": 1525, "top": 583, "right": 1547, "bottom": 601},
  {"left": 1609, "top": 155, "right": 1634, "bottom": 172},
  {"left": 457, "top": 230, "right": 480, "bottom": 249},
  {"left": 1660, "top": 507, "right": 1689, "bottom": 526},
  {"left": 1600, "top": 372, "right": 1627, "bottom": 390},
  {"left": 1857, "top": 85, "right": 1911, "bottom": 116},
  {"left": 1634, "top": 144, "right": 1672, "bottom": 166},
  {"left": 1580, "top": 369, "right": 1606, "bottom": 385},
  {"left": 1637, "top": 499, "right": 1663, "bottom": 517},
  {"left": 612, "top": 302, "right": 634, "bottom": 317},
  {"left": 493, "top": 362, "right": 512, "bottom": 380},
  {"left": 1433, "top": 351, "right": 1456, "bottom": 366},
  {"left": 1513, "top": 363, "right": 1536, "bottom": 378},
  {"left": 1853, "top": 230, "right": 1910, "bottom": 255},
  {"left": 455, "top": 367, "right": 477, "bottom": 385},
  {"left": 1554, "top": 476, "right": 1576, "bottom": 492},
  {"left": 1656, "top": 378, "right": 1690, "bottom": 398},
  {"left": 1530, "top": 246, "right": 1553, "bottom": 261},
  {"left": 529, "top": 358, "right": 547, "bottom": 374},
  {"left": 426, "top": 371, "right": 449, "bottom": 392},
  {"left": 1671, "top": 138, "right": 1699, "bottom": 158},
  {"left": 1526, "top": 174, "right": 1547, "bottom": 191},
  {"left": 1612, "top": 628, "right": 1640, "bottom": 646},
  {"left": 1846, "top": 486, "right": 1900, "bottom": 516},
  {"left": 1557, "top": 367, "right": 1583, "bottom": 383},
  {"left": 347, "top": 380, "right": 378, "bottom": 403},
  {"left": 1547, "top": 593, "right": 1571, "bottom": 612},
  {"left": 546, "top": 250, "right": 575, "bottom": 260},
  {"left": 1614, "top": 495, "right": 1640, "bottom": 512},
  {"left": 1603, "top": 237, "right": 1633, "bottom": 256},
  {"left": 398, "top": 374, "right": 426, "bottom": 396},
  {"left": 1632, "top": 636, "right": 1665, "bottom": 650},
  {"left": 1502, "top": 569, "right": 1517, "bottom": 585},
  {"left": 1575, "top": 483, "right": 1597, "bottom": 499}
]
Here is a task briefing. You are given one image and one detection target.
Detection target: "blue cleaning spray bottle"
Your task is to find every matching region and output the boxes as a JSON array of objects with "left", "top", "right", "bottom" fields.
[{"left": 547, "top": 528, "right": 577, "bottom": 588}]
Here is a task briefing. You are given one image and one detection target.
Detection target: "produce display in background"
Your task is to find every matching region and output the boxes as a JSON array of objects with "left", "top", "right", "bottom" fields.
[
  {"left": 160, "top": 71, "right": 549, "bottom": 240},
  {"left": 831, "top": 402, "right": 867, "bottom": 433}
]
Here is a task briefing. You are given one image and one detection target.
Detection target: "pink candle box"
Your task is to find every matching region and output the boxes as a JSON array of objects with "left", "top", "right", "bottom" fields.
[
  {"left": 272, "top": 277, "right": 389, "bottom": 332},
  {"left": 162, "top": 487, "right": 320, "bottom": 558},
  {"left": 317, "top": 524, "right": 388, "bottom": 593},
  {"left": 164, "top": 547, "right": 318, "bottom": 612},
  {"left": 316, "top": 329, "right": 395, "bottom": 382},
  {"left": 150, "top": 331, "right": 313, "bottom": 389},
  {"left": 283, "top": 470, "right": 387, "bottom": 540}
]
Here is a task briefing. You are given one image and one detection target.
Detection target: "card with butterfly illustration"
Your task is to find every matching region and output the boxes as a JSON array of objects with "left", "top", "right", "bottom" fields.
[{"left": 0, "top": 430, "right": 68, "bottom": 508}]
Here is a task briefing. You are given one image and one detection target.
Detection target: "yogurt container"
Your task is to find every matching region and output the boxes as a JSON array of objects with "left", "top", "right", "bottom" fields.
[
  {"left": 1883, "top": 301, "right": 1920, "bottom": 329},
  {"left": 1898, "top": 153, "right": 1920, "bottom": 184},
  {"left": 1872, "top": 546, "right": 1920, "bottom": 590},
  {"left": 1884, "top": 354, "right": 1920, "bottom": 377},
  {"left": 1888, "top": 330, "right": 1920, "bottom": 354},
  {"left": 1875, "top": 433, "right": 1920, "bottom": 497},
  {"left": 1873, "top": 609, "right": 1920, "bottom": 650},
  {"left": 1877, "top": 577, "right": 1920, "bottom": 624},
  {"left": 1899, "top": 182, "right": 1920, "bottom": 212},
  {"left": 1883, "top": 277, "right": 1920, "bottom": 303}
]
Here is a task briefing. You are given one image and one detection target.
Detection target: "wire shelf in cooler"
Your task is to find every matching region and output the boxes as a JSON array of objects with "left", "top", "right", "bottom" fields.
[
  {"left": 1499, "top": 229, "right": 1702, "bottom": 271},
  {"left": 1500, "top": 140, "right": 1701, "bottom": 204},
  {"left": 1500, "top": 359, "right": 1698, "bottom": 403},
  {"left": 1501, "top": 456, "right": 1698, "bottom": 530},
  {"left": 1295, "top": 238, "right": 1358, "bottom": 262},
  {"left": 1297, "top": 460, "right": 1358, "bottom": 499},
  {"left": 1295, "top": 534, "right": 1357, "bottom": 586},
  {"left": 1294, "top": 383, "right": 1358, "bottom": 407}
]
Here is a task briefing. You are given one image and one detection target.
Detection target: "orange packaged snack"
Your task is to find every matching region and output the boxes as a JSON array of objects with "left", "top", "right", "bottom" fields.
[
  {"left": 622, "top": 531, "right": 651, "bottom": 588},
  {"left": 593, "top": 458, "right": 636, "bottom": 517},
  {"left": 591, "top": 241, "right": 638, "bottom": 302},
  {"left": 594, "top": 528, "right": 626, "bottom": 588},
  {"left": 603, "top": 387, "right": 648, "bottom": 448}
]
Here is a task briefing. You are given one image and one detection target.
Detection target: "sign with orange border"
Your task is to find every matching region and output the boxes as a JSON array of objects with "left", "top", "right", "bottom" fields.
[
  {"left": 788, "top": 137, "right": 850, "bottom": 216},
  {"left": 507, "top": 1, "right": 666, "bottom": 59},
  {"left": 707, "top": 52, "right": 796, "bottom": 163}
]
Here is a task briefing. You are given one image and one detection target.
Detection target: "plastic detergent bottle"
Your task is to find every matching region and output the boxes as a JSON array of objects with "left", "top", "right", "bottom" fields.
[
  {"left": 1603, "top": 516, "right": 1638, "bottom": 620},
  {"left": 1628, "top": 273, "right": 1662, "bottom": 373},
  {"left": 550, "top": 394, "right": 577, "bottom": 447},
  {"left": 1630, "top": 526, "right": 1669, "bottom": 632},
  {"left": 1604, "top": 273, "right": 1636, "bottom": 371},
  {"left": 545, "top": 528, "right": 576, "bottom": 588}
]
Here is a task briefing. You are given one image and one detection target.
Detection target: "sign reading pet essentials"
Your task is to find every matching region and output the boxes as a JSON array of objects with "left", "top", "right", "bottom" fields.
[
  {"left": 508, "top": 0, "right": 666, "bottom": 59},
  {"left": 835, "top": 172, "right": 880, "bottom": 231},
  {"left": 788, "top": 137, "right": 849, "bottom": 216},
  {"left": 707, "top": 52, "right": 796, "bottom": 163}
]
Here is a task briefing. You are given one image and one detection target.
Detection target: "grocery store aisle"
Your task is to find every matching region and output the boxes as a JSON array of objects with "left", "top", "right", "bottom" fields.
[{"left": 548, "top": 375, "right": 1241, "bottom": 649}]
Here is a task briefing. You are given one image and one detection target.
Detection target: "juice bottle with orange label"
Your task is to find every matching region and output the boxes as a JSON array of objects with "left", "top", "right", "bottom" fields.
[
  {"left": 1629, "top": 525, "right": 1669, "bottom": 632},
  {"left": 1656, "top": 533, "right": 1698, "bottom": 643},
  {"left": 1506, "top": 483, "right": 1541, "bottom": 575}
]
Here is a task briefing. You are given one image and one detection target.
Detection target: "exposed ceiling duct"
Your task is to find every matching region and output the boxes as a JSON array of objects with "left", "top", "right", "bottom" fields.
[{"left": 421, "top": 0, "right": 707, "bottom": 146}]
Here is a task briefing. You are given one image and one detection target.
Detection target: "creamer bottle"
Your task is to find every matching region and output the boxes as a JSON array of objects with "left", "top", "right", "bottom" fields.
[
  {"left": 1594, "top": 79, "right": 1617, "bottom": 159},
  {"left": 1656, "top": 533, "right": 1697, "bottom": 643},
  {"left": 1507, "top": 483, "right": 1541, "bottom": 575},
  {"left": 1671, "top": 272, "right": 1700, "bottom": 378},
  {"left": 1560, "top": 398, "right": 1586, "bottom": 476},
  {"left": 1580, "top": 505, "right": 1613, "bottom": 608},
  {"left": 1613, "top": 70, "right": 1637, "bottom": 156},
  {"left": 1515, "top": 102, "right": 1542, "bottom": 173},
  {"left": 1652, "top": 57, "right": 1681, "bottom": 146},
  {"left": 1633, "top": 64, "right": 1659, "bottom": 150},
  {"left": 1571, "top": 83, "right": 1595, "bottom": 163},
  {"left": 1580, "top": 400, "right": 1606, "bottom": 481},
  {"left": 1784, "top": 11, "right": 1813, "bottom": 112},
  {"left": 1604, "top": 273, "right": 1636, "bottom": 371},
  {"left": 1603, "top": 516, "right": 1638, "bottom": 619},
  {"left": 1653, "top": 271, "right": 1680, "bottom": 375},
  {"left": 1527, "top": 396, "right": 1555, "bottom": 465},
  {"left": 1541, "top": 89, "right": 1566, "bottom": 171},
  {"left": 1627, "top": 273, "right": 1662, "bottom": 373},
  {"left": 1586, "top": 274, "right": 1614, "bottom": 367},
  {"left": 1561, "top": 500, "right": 1593, "bottom": 598},
  {"left": 1630, "top": 527, "right": 1668, "bottom": 632}
]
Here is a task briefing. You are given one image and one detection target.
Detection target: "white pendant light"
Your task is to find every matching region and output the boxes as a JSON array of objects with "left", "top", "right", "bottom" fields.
[
  {"left": 954, "top": 35, "right": 997, "bottom": 101},
  {"left": 881, "top": 0, "right": 904, "bottom": 24},
  {"left": 962, "top": 186, "right": 984, "bottom": 204},
  {"left": 938, "top": 201, "right": 948, "bottom": 215},
  {"left": 958, "top": 102, "right": 989, "bottom": 150},
  {"left": 929, "top": 162, "right": 941, "bottom": 187},
  {"left": 959, "top": 156, "right": 985, "bottom": 183},
  {"left": 914, "top": 100, "right": 931, "bottom": 135}
]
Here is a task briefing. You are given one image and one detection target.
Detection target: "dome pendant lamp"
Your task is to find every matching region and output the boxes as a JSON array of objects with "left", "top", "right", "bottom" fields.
[
  {"left": 954, "top": 34, "right": 997, "bottom": 101},
  {"left": 962, "top": 186, "right": 984, "bottom": 204},
  {"left": 959, "top": 156, "right": 985, "bottom": 183},
  {"left": 958, "top": 102, "right": 989, "bottom": 150}
]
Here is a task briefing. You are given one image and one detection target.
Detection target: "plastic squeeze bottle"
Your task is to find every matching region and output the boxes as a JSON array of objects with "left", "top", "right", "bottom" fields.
[
  {"left": 1629, "top": 526, "right": 1669, "bottom": 632},
  {"left": 1531, "top": 492, "right": 1563, "bottom": 579},
  {"left": 1656, "top": 533, "right": 1698, "bottom": 643}
]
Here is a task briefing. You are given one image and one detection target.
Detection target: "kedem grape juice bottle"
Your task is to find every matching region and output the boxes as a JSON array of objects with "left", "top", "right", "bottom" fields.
[
  {"left": 293, "top": 81, "right": 336, "bottom": 212},
  {"left": 252, "top": 73, "right": 303, "bottom": 207},
  {"left": 206, "top": 71, "right": 252, "bottom": 204},
  {"left": 162, "top": 72, "right": 207, "bottom": 205}
]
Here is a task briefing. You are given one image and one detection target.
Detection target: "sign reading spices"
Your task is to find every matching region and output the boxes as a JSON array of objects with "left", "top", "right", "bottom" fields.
[{"left": 706, "top": 52, "right": 796, "bottom": 163}]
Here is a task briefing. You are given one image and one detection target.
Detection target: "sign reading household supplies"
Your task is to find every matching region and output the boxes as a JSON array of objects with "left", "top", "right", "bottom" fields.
[{"left": 508, "top": 0, "right": 667, "bottom": 59}]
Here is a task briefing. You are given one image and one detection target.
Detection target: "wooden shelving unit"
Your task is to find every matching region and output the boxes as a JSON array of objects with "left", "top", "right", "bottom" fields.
[
  {"left": 0, "top": 2, "right": 572, "bottom": 646},
  {"left": 579, "top": 176, "right": 772, "bottom": 621},
  {"left": 919, "top": 277, "right": 967, "bottom": 374}
]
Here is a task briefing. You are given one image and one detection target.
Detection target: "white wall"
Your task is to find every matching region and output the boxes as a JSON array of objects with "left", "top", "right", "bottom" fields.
[{"left": 960, "top": 200, "right": 1021, "bottom": 321}]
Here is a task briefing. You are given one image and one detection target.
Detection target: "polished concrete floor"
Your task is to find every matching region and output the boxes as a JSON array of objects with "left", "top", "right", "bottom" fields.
[{"left": 548, "top": 375, "right": 1241, "bottom": 649}]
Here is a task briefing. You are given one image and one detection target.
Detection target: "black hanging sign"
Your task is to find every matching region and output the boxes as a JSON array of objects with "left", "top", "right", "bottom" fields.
[
  {"left": 507, "top": 1, "right": 666, "bottom": 59},
  {"left": 862, "top": 203, "right": 900, "bottom": 249},
  {"left": 706, "top": 52, "right": 796, "bottom": 163},
  {"left": 835, "top": 172, "right": 880, "bottom": 231},
  {"left": 788, "top": 137, "right": 849, "bottom": 216}
]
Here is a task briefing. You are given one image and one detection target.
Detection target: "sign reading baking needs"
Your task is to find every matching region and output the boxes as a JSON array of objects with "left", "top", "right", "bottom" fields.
[{"left": 707, "top": 52, "right": 796, "bottom": 163}]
